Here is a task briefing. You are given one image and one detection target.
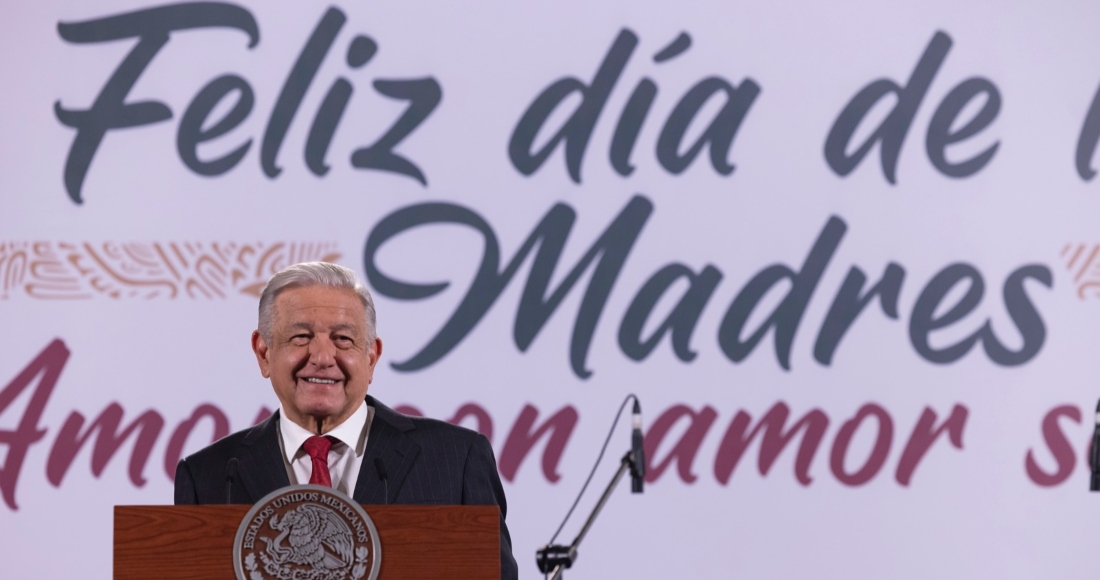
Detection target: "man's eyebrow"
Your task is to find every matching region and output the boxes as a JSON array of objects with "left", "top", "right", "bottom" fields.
[{"left": 287, "top": 322, "right": 315, "bottom": 330}]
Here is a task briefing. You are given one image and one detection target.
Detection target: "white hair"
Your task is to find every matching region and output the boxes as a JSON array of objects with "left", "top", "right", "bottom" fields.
[{"left": 257, "top": 262, "right": 376, "bottom": 343}]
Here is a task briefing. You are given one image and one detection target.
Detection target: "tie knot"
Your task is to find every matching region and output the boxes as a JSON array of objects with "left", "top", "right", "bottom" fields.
[{"left": 303, "top": 435, "right": 332, "bottom": 460}]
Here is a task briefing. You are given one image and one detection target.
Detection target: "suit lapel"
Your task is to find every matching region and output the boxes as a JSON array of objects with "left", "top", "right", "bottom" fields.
[
  {"left": 230, "top": 400, "right": 419, "bottom": 504},
  {"left": 236, "top": 411, "right": 291, "bottom": 503},
  {"left": 353, "top": 397, "right": 421, "bottom": 504}
]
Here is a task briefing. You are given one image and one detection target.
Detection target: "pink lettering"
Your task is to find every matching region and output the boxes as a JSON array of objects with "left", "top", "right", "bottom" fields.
[
  {"left": 499, "top": 404, "right": 577, "bottom": 483},
  {"left": 47, "top": 404, "right": 164, "bottom": 487},
  {"left": 714, "top": 401, "right": 827, "bottom": 486},
  {"left": 163, "top": 403, "right": 230, "bottom": 480},
  {"left": 830, "top": 403, "right": 893, "bottom": 486},
  {"left": 644, "top": 404, "right": 717, "bottom": 484},
  {"left": 1025, "top": 404, "right": 1080, "bottom": 486},
  {"left": 0, "top": 339, "right": 69, "bottom": 510},
  {"left": 895, "top": 405, "right": 968, "bottom": 486},
  {"left": 0, "top": 339, "right": 999, "bottom": 510}
]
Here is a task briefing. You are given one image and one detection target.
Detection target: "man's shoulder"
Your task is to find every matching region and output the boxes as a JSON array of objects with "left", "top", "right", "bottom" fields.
[
  {"left": 182, "top": 414, "right": 275, "bottom": 466},
  {"left": 372, "top": 399, "right": 487, "bottom": 447},
  {"left": 408, "top": 413, "right": 483, "bottom": 440}
]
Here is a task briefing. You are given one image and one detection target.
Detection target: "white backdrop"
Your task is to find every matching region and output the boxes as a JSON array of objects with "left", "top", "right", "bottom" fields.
[{"left": 3, "top": 1, "right": 1100, "bottom": 578}]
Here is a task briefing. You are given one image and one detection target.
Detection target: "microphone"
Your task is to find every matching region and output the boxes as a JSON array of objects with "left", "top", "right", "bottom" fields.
[
  {"left": 225, "top": 457, "right": 239, "bottom": 504},
  {"left": 374, "top": 458, "right": 390, "bottom": 504},
  {"left": 630, "top": 399, "right": 645, "bottom": 494},
  {"left": 1091, "top": 399, "right": 1100, "bottom": 492}
]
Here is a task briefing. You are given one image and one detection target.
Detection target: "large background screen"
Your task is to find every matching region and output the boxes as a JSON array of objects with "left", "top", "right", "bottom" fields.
[{"left": 3, "top": 1, "right": 1100, "bottom": 577}]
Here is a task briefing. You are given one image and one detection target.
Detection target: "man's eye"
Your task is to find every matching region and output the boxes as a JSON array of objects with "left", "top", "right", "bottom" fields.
[{"left": 290, "top": 335, "right": 310, "bottom": 345}]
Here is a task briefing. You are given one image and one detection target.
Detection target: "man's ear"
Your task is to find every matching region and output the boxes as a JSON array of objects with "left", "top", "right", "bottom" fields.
[
  {"left": 252, "top": 330, "right": 271, "bottom": 378},
  {"left": 371, "top": 337, "right": 383, "bottom": 366},
  {"left": 365, "top": 337, "right": 383, "bottom": 385}
]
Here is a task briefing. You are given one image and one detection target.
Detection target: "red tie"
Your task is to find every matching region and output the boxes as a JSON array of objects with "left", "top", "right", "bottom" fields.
[{"left": 303, "top": 436, "right": 333, "bottom": 487}]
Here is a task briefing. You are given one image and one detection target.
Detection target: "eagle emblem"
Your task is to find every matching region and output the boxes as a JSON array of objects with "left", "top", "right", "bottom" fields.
[
  {"left": 234, "top": 485, "right": 380, "bottom": 580},
  {"left": 263, "top": 504, "right": 354, "bottom": 570}
]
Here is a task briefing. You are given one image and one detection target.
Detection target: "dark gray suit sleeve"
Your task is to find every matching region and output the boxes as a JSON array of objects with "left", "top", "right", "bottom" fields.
[
  {"left": 463, "top": 433, "right": 519, "bottom": 580},
  {"left": 173, "top": 459, "right": 199, "bottom": 505}
]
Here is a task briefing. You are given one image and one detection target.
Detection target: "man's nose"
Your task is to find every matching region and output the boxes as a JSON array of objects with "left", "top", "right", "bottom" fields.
[{"left": 307, "top": 337, "right": 337, "bottom": 366}]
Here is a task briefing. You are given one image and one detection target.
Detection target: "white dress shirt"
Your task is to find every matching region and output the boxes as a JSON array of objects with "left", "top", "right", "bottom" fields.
[{"left": 276, "top": 402, "right": 373, "bottom": 497}]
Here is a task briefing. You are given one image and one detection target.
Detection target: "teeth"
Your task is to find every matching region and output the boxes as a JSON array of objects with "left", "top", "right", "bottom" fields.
[{"left": 304, "top": 378, "right": 337, "bottom": 384}]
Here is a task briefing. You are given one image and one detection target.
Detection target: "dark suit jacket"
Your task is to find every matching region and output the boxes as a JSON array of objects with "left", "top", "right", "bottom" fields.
[{"left": 174, "top": 395, "right": 518, "bottom": 579}]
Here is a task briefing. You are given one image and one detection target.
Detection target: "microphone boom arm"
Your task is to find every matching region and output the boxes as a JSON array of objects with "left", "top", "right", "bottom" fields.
[{"left": 536, "top": 450, "right": 641, "bottom": 579}]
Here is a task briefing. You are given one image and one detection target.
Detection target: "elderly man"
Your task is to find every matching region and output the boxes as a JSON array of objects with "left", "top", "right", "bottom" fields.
[{"left": 174, "top": 262, "right": 518, "bottom": 579}]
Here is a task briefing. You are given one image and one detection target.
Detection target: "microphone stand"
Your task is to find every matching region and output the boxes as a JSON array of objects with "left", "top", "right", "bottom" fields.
[{"left": 536, "top": 450, "right": 641, "bottom": 580}]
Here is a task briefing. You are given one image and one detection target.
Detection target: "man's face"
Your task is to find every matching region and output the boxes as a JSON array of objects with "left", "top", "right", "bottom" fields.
[{"left": 251, "top": 285, "right": 382, "bottom": 433}]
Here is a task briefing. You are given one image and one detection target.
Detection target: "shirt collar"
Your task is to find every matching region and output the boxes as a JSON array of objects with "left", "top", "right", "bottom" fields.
[{"left": 277, "top": 402, "right": 371, "bottom": 462}]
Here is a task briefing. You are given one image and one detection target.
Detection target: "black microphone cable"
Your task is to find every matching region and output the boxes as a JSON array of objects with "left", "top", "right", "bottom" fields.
[
  {"left": 225, "top": 457, "right": 239, "bottom": 504},
  {"left": 374, "top": 457, "right": 390, "bottom": 504},
  {"left": 545, "top": 393, "right": 641, "bottom": 548}
]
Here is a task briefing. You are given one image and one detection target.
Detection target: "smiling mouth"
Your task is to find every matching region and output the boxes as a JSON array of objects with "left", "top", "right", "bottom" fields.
[{"left": 301, "top": 377, "right": 341, "bottom": 385}]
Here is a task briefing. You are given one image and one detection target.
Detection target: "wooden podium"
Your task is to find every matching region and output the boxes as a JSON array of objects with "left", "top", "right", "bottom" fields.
[{"left": 114, "top": 505, "right": 500, "bottom": 579}]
